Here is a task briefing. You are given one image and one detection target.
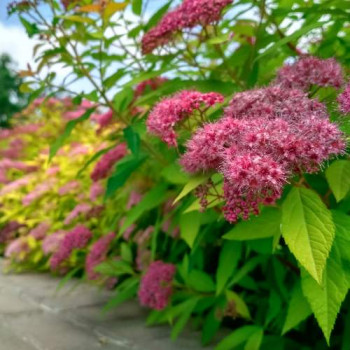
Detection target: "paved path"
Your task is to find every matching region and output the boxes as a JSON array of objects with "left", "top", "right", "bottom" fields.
[{"left": 0, "top": 262, "right": 206, "bottom": 350}]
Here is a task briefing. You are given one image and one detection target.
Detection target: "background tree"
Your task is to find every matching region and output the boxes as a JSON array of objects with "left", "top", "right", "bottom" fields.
[{"left": 0, "top": 54, "right": 27, "bottom": 128}]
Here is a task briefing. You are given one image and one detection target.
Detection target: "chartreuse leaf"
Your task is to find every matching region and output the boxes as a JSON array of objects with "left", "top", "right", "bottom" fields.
[
  {"left": 119, "top": 184, "right": 168, "bottom": 234},
  {"left": 215, "top": 326, "right": 262, "bottom": 350},
  {"left": 326, "top": 160, "right": 350, "bottom": 202},
  {"left": 161, "top": 163, "right": 189, "bottom": 185},
  {"left": 50, "top": 107, "right": 96, "bottom": 161},
  {"left": 301, "top": 242, "right": 348, "bottom": 344},
  {"left": 179, "top": 211, "right": 201, "bottom": 248},
  {"left": 226, "top": 290, "right": 251, "bottom": 320},
  {"left": 216, "top": 242, "right": 241, "bottom": 295},
  {"left": 281, "top": 187, "right": 335, "bottom": 284},
  {"left": 174, "top": 174, "right": 209, "bottom": 204},
  {"left": 244, "top": 328, "right": 264, "bottom": 350},
  {"left": 224, "top": 207, "right": 281, "bottom": 241},
  {"left": 188, "top": 270, "right": 215, "bottom": 293},
  {"left": 282, "top": 281, "right": 312, "bottom": 335}
]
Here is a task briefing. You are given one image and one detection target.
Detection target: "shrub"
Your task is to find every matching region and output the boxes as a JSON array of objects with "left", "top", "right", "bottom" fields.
[{"left": 3, "top": 0, "right": 350, "bottom": 348}]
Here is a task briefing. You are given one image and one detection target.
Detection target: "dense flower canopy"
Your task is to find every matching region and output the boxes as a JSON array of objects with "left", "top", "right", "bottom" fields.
[{"left": 181, "top": 86, "right": 345, "bottom": 222}]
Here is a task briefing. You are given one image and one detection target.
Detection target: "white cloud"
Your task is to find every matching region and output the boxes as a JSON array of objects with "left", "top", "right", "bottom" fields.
[{"left": 0, "top": 22, "right": 38, "bottom": 70}]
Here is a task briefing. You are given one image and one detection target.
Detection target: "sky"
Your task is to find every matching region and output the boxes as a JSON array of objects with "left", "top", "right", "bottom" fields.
[{"left": 0, "top": 0, "right": 40, "bottom": 70}]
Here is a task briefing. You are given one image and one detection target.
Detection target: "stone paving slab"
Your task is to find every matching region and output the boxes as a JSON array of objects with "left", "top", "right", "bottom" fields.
[{"left": 0, "top": 261, "right": 208, "bottom": 350}]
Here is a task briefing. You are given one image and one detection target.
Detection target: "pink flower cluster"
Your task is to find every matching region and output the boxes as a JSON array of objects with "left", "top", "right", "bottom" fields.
[
  {"left": 63, "top": 99, "right": 96, "bottom": 121},
  {"left": 338, "top": 84, "right": 350, "bottom": 114},
  {"left": 29, "top": 222, "right": 50, "bottom": 240},
  {"left": 142, "top": 0, "right": 233, "bottom": 54},
  {"left": 275, "top": 57, "right": 344, "bottom": 91},
  {"left": 50, "top": 225, "right": 92, "bottom": 270},
  {"left": 91, "top": 109, "right": 113, "bottom": 131},
  {"left": 42, "top": 230, "right": 66, "bottom": 255},
  {"left": 0, "top": 221, "right": 24, "bottom": 244},
  {"left": 134, "top": 78, "right": 168, "bottom": 98},
  {"left": 0, "top": 175, "right": 33, "bottom": 195},
  {"left": 5, "top": 237, "right": 30, "bottom": 261},
  {"left": 91, "top": 143, "right": 128, "bottom": 182},
  {"left": 22, "top": 180, "right": 55, "bottom": 206},
  {"left": 147, "top": 90, "right": 224, "bottom": 147},
  {"left": 138, "top": 261, "right": 176, "bottom": 310},
  {"left": 85, "top": 232, "right": 115, "bottom": 281},
  {"left": 181, "top": 86, "right": 345, "bottom": 222},
  {"left": 58, "top": 180, "right": 80, "bottom": 196},
  {"left": 90, "top": 182, "right": 104, "bottom": 201},
  {"left": 0, "top": 158, "right": 37, "bottom": 173},
  {"left": 64, "top": 203, "right": 92, "bottom": 226}
]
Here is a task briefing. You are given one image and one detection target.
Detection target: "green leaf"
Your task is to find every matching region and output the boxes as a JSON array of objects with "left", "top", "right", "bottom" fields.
[
  {"left": 56, "top": 266, "right": 80, "bottom": 291},
  {"left": 120, "top": 243, "right": 133, "bottom": 263},
  {"left": 202, "top": 298, "right": 226, "bottom": 345},
  {"left": 105, "top": 155, "right": 146, "bottom": 199},
  {"left": 228, "top": 256, "right": 265, "bottom": 288},
  {"left": 171, "top": 297, "right": 198, "bottom": 341},
  {"left": 226, "top": 290, "right": 251, "bottom": 320},
  {"left": 161, "top": 163, "right": 189, "bottom": 185},
  {"left": 179, "top": 211, "right": 201, "bottom": 248},
  {"left": 224, "top": 208, "right": 281, "bottom": 241},
  {"left": 256, "top": 21, "right": 327, "bottom": 61},
  {"left": 215, "top": 326, "right": 261, "bottom": 350},
  {"left": 20, "top": 16, "right": 39, "bottom": 37},
  {"left": 188, "top": 270, "right": 216, "bottom": 293},
  {"left": 113, "top": 87, "right": 134, "bottom": 113},
  {"left": 174, "top": 175, "right": 209, "bottom": 204},
  {"left": 94, "top": 260, "right": 134, "bottom": 276},
  {"left": 301, "top": 242, "right": 348, "bottom": 344},
  {"left": 326, "top": 160, "right": 350, "bottom": 202},
  {"left": 216, "top": 242, "right": 241, "bottom": 295},
  {"left": 76, "top": 146, "right": 112, "bottom": 177},
  {"left": 244, "top": 328, "right": 264, "bottom": 350},
  {"left": 119, "top": 184, "right": 168, "bottom": 234},
  {"left": 59, "top": 15, "right": 95, "bottom": 24},
  {"left": 50, "top": 107, "right": 95, "bottom": 160},
  {"left": 132, "top": 0, "right": 142, "bottom": 15},
  {"left": 282, "top": 281, "right": 312, "bottom": 335},
  {"left": 145, "top": 1, "right": 172, "bottom": 31},
  {"left": 332, "top": 210, "right": 350, "bottom": 262},
  {"left": 103, "top": 69, "right": 125, "bottom": 89},
  {"left": 123, "top": 126, "right": 140, "bottom": 155},
  {"left": 102, "top": 278, "right": 138, "bottom": 312},
  {"left": 281, "top": 187, "right": 335, "bottom": 284}
]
